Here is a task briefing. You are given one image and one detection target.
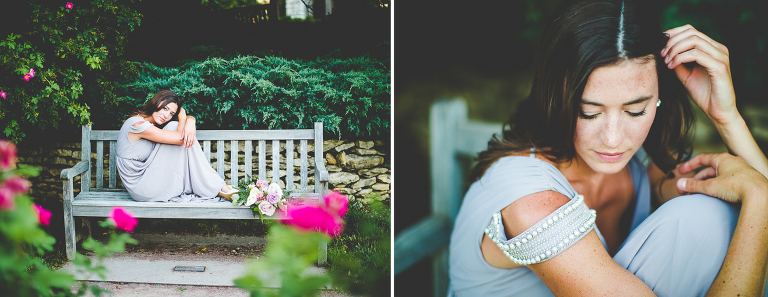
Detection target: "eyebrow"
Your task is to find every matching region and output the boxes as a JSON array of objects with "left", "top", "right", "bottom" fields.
[{"left": 581, "top": 95, "right": 654, "bottom": 106}]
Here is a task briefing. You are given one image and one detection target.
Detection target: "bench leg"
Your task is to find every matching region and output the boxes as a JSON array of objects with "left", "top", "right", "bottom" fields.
[
  {"left": 317, "top": 241, "right": 327, "bottom": 266},
  {"left": 63, "top": 179, "right": 76, "bottom": 260}
]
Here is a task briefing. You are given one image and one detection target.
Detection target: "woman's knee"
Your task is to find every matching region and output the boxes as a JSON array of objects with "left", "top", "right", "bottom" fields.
[
  {"left": 163, "top": 121, "right": 179, "bottom": 130},
  {"left": 656, "top": 194, "right": 739, "bottom": 241}
]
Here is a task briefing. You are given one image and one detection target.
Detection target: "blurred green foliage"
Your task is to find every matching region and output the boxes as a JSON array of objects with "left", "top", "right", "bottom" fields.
[
  {"left": 328, "top": 199, "right": 390, "bottom": 297},
  {"left": 0, "top": 0, "right": 142, "bottom": 143},
  {"left": 116, "top": 55, "right": 390, "bottom": 138}
]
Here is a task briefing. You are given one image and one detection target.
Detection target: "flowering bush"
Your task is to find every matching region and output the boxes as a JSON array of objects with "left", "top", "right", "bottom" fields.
[
  {"left": 0, "top": 139, "right": 137, "bottom": 296},
  {"left": 234, "top": 191, "right": 350, "bottom": 296},
  {"left": 231, "top": 177, "right": 291, "bottom": 220}
]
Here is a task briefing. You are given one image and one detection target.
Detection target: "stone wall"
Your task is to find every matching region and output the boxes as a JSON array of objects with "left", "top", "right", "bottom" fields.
[{"left": 16, "top": 139, "right": 390, "bottom": 205}]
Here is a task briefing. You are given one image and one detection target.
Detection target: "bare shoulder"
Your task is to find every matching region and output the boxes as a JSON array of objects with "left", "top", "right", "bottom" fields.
[
  {"left": 501, "top": 190, "right": 570, "bottom": 237},
  {"left": 132, "top": 121, "right": 146, "bottom": 128}
]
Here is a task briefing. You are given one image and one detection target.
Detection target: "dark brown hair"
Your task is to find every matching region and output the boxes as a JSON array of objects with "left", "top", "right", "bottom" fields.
[
  {"left": 127, "top": 90, "right": 181, "bottom": 129},
  {"left": 470, "top": 0, "right": 694, "bottom": 180}
]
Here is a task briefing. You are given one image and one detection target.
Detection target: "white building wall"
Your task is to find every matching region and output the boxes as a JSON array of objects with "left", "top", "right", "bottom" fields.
[{"left": 285, "top": 0, "right": 311, "bottom": 19}]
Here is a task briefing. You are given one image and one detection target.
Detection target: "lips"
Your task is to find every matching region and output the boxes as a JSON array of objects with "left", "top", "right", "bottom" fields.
[{"left": 595, "top": 151, "right": 624, "bottom": 163}]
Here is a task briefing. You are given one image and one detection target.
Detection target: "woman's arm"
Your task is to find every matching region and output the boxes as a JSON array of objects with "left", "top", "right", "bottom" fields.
[
  {"left": 677, "top": 153, "right": 768, "bottom": 296},
  {"left": 176, "top": 107, "right": 197, "bottom": 149},
  {"left": 489, "top": 191, "right": 656, "bottom": 296},
  {"left": 661, "top": 25, "right": 768, "bottom": 178}
]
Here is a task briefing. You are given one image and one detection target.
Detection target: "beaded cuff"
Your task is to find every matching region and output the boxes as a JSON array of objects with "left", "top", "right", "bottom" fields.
[{"left": 485, "top": 195, "right": 597, "bottom": 265}]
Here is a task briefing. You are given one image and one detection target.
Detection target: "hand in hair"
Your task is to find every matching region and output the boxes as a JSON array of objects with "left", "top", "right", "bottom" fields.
[{"left": 661, "top": 24, "right": 736, "bottom": 126}]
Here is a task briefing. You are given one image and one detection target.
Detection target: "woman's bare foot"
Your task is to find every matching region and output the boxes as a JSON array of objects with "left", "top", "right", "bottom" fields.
[{"left": 218, "top": 185, "right": 238, "bottom": 201}]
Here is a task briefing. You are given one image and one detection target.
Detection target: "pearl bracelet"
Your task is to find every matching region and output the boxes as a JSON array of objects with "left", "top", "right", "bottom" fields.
[{"left": 485, "top": 195, "right": 597, "bottom": 265}]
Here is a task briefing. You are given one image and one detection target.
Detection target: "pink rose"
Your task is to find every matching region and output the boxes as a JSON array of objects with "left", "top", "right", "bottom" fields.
[
  {"left": 23, "top": 74, "right": 31, "bottom": 81},
  {"left": 108, "top": 207, "right": 137, "bottom": 232},
  {"left": 283, "top": 191, "right": 349, "bottom": 237},
  {"left": 258, "top": 201, "right": 276, "bottom": 216},
  {"left": 266, "top": 192, "right": 280, "bottom": 204},
  {"left": 0, "top": 188, "right": 14, "bottom": 210},
  {"left": 66, "top": 2, "right": 73, "bottom": 9},
  {"left": 3, "top": 176, "right": 31, "bottom": 194},
  {"left": 324, "top": 191, "right": 348, "bottom": 217},
  {"left": 33, "top": 204, "right": 51, "bottom": 226},
  {"left": 28, "top": 69, "right": 35, "bottom": 78},
  {"left": 256, "top": 180, "right": 267, "bottom": 190},
  {"left": 0, "top": 140, "right": 17, "bottom": 170},
  {"left": 0, "top": 90, "right": 6, "bottom": 99}
]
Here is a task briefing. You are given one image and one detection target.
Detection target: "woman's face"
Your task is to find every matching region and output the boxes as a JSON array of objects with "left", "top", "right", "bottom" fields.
[
  {"left": 574, "top": 57, "right": 659, "bottom": 175},
  {"left": 151, "top": 102, "right": 178, "bottom": 125}
]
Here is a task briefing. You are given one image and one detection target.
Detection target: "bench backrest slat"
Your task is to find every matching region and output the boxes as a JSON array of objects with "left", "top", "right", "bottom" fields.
[
  {"left": 314, "top": 122, "right": 323, "bottom": 191},
  {"left": 217, "top": 140, "right": 225, "bottom": 179},
  {"left": 286, "top": 140, "right": 294, "bottom": 191},
  {"left": 231, "top": 140, "right": 239, "bottom": 186},
  {"left": 96, "top": 141, "right": 104, "bottom": 189},
  {"left": 258, "top": 140, "right": 266, "bottom": 181},
  {"left": 244, "top": 141, "right": 253, "bottom": 183},
  {"left": 272, "top": 140, "right": 279, "bottom": 184},
  {"left": 82, "top": 125, "right": 91, "bottom": 192},
  {"left": 109, "top": 141, "right": 117, "bottom": 189},
  {"left": 84, "top": 123, "right": 323, "bottom": 194},
  {"left": 203, "top": 141, "right": 211, "bottom": 163},
  {"left": 300, "top": 140, "right": 308, "bottom": 190}
]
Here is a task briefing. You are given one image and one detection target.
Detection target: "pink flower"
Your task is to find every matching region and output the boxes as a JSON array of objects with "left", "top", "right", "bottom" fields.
[
  {"left": 258, "top": 201, "right": 276, "bottom": 216},
  {"left": 0, "top": 140, "right": 17, "bottom": 170},
  {"left": 324, "top": 191, "right": 348, "bottom": 218},
  {"left": 0, "top": 90, "right": 6, "bottom": 98},
  {"left": 23, "top": 74, "right": 31, "bottom": 81},
  {"left": 108, "top": 207, "right": 137, "bottom": 232},
  {"left": 66, "top": 2, "right": 73, "bottom": 9},
  {"left": 266, "top": 192, "right": 280, "bottom": 204},
  {"left": 283, "top": 191, "right": 349, "bottom": 237},
  {"left": 256, "top": 180, "right": 267, "bottom": 190},
  {"left": 33, "top": 204, "right": 51, "bottom": 226},
  {"left": 3, "top": 176, "right": 31, "bottom": 194},
  {"left": 28, "top": 69, "right": 35, "bottom": 78},
  {"left": 0, "top": 188, "right": 14, "bottom": 210}
]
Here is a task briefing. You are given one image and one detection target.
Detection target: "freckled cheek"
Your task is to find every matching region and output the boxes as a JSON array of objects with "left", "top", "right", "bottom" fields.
[{"left": 573, "top": 121, "right": 600, "bottom": 149}]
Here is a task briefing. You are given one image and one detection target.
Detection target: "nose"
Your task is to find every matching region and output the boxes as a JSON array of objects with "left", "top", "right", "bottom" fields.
[{"left": 600, "top": 113, "right": 623, "bottom": 149}]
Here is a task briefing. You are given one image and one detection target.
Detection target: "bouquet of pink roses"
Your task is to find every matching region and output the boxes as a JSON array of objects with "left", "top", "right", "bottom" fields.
[{"left": 231, "top": 178, "right": 289, "bottom": 219}]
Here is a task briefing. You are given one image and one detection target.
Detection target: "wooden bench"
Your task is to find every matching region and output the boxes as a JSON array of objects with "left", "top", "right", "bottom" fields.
[
  {"left": 60, "top": 122, "right": 330, "bottom": 264},
  {"left": 394, "top": 99, "right": 501, "bottom": 296}
]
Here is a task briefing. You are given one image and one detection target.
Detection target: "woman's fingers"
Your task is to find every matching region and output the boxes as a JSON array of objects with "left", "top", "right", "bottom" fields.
[
  {"left": 693, "top": 166, "right": 717, "bottom": 181},
  {"left": 678, "top": 153, "right": 719, "bottom": 174},
  {"left": 663, "top": 35, "right": 728, "bottom": 68},
  {"left": 663, "top": 25, "right": 727, "bottom": 56}
]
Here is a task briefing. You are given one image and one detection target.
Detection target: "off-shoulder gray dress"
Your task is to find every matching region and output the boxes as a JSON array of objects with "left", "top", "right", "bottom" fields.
[
  {"left": 116, "top": 116, "right": 225, "bottom": 202},
  {"left": 449, "top": 152, "right": 742, "bottom": 296}
]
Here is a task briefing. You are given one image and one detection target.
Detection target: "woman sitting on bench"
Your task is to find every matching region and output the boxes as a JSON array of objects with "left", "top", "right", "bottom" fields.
[{"left": 115, "top": 90, "right": 238, "bottom": 202}]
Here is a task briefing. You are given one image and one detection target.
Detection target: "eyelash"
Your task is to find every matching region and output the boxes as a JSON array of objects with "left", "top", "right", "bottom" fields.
[{"left": 578, "top": 109, "right": 647, "bottom": 120}]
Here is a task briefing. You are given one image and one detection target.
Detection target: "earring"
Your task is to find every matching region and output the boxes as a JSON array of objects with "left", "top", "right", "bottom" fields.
[{"left": 656, "top": 99, "right": 661, "bottom": 107}]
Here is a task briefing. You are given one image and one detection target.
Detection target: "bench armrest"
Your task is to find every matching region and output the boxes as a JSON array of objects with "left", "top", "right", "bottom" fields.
[
  {"left": 60, "top": 161, "right": 90, "bottom": 180},
  {"left": 314, "top": 160, "right": 329, "bottom": 182}
]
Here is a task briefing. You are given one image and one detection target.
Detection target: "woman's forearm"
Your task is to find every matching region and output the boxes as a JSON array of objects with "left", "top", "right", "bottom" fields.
[
  {"left": 177, "top": 107, "right": 188, "bottom": 132},
  {"left": 706, "top": 190, "right": 768, "bottom": 296},
  {"left": 714, "top": 114, "right": 768, "bottom": 178}
]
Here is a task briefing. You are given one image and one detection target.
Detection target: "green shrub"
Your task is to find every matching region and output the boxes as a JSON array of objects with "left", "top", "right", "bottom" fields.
[{"left": 116, "top": 55, "right": 390, "bottom": 138}]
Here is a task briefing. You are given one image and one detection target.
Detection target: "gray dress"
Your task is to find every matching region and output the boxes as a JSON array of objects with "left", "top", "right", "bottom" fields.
[
  {"left": 116, "top": 116, "right": 226, "bottom": 202},
  {"left": 449, "top": 153, "right": 742, "bottom": 296}
]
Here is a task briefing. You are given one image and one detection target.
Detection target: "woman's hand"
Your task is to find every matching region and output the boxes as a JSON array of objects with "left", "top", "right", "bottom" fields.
[
  {"left": 661, "top": 24, "right": 738, "bottom": 126},
  {"left": 676, "top": 153, "right": 768, "bottom": 203},
  {"left": 180, "top": 118, "right": 196, "bottom": 149}
]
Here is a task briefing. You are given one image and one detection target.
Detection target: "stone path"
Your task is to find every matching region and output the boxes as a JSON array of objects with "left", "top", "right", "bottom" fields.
[{"left": 60, "top": 233, "right": 352, "bottom": 296}]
